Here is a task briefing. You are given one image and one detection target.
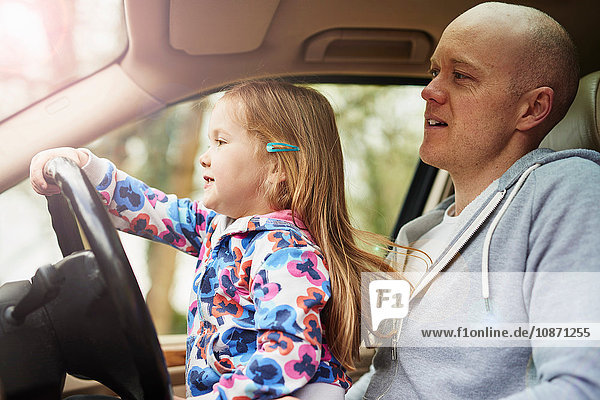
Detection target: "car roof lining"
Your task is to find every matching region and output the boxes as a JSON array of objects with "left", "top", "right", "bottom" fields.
[
  {"left": 0, "top": 0, "right": 599, "bottom": 193},
  {"left": 117, "top": 0, "right": 600, "bottom": 106}
]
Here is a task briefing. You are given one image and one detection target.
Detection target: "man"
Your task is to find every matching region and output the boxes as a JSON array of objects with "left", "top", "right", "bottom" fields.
[{"left": 348, "top": 2, "right": 600, "bottom": 399}]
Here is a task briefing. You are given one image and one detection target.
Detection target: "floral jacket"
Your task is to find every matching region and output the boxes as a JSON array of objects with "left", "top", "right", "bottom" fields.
[{"left": 82, "top": 152, "right": 350, "bottom": 399}]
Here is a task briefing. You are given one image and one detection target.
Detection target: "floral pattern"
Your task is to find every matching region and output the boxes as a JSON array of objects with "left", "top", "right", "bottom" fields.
[{"left": 83, "top": 154, "right": 351, "bottom": 399}]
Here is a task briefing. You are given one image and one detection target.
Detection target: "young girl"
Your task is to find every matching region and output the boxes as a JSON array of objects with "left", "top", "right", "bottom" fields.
[{"left": 30, "top": 80, "right": 396, "bottom": 399}]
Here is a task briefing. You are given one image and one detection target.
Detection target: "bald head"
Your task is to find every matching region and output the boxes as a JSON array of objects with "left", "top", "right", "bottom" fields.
[{"left": 448, "top": 2, "right": 579, "bottom": 134}]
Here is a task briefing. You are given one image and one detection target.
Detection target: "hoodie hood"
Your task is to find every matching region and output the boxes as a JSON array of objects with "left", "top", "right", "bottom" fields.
[
  {"left": 499, "top": 148, "right": 600, "bottom": 190},
  {"left": 211, "top": 209, "right": 315, "bottom": 250}
]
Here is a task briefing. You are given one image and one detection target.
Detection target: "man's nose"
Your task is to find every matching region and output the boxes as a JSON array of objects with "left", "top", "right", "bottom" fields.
[{"left": 421, "top": 76, "right": 446, "bottom": 104}]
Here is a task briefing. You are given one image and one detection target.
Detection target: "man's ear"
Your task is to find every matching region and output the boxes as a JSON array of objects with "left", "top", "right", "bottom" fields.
[{"left": 516, "top": 86, "right": 554, "bottom": 132}]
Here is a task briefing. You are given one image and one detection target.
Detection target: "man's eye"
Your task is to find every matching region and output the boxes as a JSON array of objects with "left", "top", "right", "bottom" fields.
[
  {"left": 454, "top": 72, "right": 468, "bottom": 80},
  {"left": 429, "top": 69, "right": 439, "bottom": 78}
]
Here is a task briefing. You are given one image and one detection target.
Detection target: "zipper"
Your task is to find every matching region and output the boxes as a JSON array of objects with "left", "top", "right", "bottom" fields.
[
  {"left": 410, "top": 189, "right": 506, "bottom": 300},
  {"left": 385, "top": 189, "right": 507, "bottom": 368}
]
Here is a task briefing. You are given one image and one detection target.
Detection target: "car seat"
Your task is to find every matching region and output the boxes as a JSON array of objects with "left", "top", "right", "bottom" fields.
[{"left": 540, "top": 70, "right": 600, "bottom": 152}]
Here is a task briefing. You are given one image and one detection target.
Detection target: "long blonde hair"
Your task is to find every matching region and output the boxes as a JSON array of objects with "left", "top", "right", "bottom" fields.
[{"left": 222, "top": 80, "right": 399, "bottom": 370}]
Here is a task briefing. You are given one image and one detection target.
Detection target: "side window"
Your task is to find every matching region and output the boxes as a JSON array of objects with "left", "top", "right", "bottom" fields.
[
  {"left": 0, "top": 83, "right": 424, "bottom": 334},
  {"left": 314, "top": 84, "right": 424, "bottom": 236}
]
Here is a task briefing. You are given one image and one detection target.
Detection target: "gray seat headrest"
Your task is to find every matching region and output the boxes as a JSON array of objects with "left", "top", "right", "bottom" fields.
[{"left": 540, "top": 71, "right": 600, "bottom": 151}]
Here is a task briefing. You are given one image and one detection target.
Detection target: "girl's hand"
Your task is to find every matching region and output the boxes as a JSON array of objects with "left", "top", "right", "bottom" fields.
[{"left": 30, "top": 147, "right": 89, "bottom": 195}]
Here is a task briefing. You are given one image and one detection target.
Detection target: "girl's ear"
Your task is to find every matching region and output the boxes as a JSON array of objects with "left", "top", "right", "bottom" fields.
[
  {"left": 266, "top": 158, "right": 286, "bottom": 185},
  {"left": 515, "top": 86, "right": 554, "bottom": 132}
]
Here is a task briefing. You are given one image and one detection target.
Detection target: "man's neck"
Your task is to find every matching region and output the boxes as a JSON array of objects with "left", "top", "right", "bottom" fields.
[
  {"left": 450, "top": 162, "right": 509, "bottom": 216},
  {"left": 452, "top": 179, "right": 493, "bottom": 216},
  {"left": 444, "top": 140, "right": 536, "bottom": 215}
]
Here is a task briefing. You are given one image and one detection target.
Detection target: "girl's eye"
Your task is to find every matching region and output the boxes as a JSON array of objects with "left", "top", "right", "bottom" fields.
[{"left": 215, "top": 139, "right": 225, "bottom": 146}]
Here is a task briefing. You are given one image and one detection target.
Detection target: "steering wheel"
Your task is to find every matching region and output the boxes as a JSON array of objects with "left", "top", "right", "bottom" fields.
[{"left": 44, "top": 157, "right": 172, "bottom": 400}]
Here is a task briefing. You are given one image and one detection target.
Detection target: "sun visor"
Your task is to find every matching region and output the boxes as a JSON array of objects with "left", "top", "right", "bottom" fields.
[
  {"left": 304, "top": 28, "right": 432, "bottom": 64},
  {"left": 169, "top": 0, "right": 279, "bottom": 55}
]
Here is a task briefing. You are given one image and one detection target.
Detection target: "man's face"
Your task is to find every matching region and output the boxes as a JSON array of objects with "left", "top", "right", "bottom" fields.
[{"left": 419, "top": 16, "right": 524, "bottom": 176}]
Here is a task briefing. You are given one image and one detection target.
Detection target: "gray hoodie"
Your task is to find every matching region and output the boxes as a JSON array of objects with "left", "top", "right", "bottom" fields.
[{"left": 363, "top": 148, "right": 600, "bottom": 399}]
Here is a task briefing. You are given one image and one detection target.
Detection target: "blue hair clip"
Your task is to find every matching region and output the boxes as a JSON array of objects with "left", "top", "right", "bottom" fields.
[{"left": 266, "top": 142, "right": 300, "bottom": 153}]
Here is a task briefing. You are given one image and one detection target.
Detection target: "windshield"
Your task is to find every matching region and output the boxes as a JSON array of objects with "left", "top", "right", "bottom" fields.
[{"left": 0, "top": 0, "right": 127, "bottom": 121}]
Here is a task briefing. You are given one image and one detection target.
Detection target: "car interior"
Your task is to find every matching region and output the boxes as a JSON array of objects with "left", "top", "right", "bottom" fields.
[{"left": 0, "top": 0, "right": 599, "bottom": 399}]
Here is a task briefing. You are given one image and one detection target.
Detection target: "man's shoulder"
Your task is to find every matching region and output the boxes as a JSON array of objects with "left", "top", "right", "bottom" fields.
[
  {"left": 525, "top": 152, "right": 600, "bottom": 218},
  {"left": 534, "top": 151, "right": 600, "bottom": 185},
  {"left": 501, "top": 149, "right": 600, "bottom": 191}
]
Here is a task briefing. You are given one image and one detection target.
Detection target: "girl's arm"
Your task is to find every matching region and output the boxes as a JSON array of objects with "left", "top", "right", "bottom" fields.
[{"left": 31, "top": 147, "right": 215, "bottom": 256}]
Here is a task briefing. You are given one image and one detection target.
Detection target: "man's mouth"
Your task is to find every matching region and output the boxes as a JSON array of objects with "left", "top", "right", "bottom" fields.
[{"left": 426, "top": 119, "right": 448, "bottom": 127}]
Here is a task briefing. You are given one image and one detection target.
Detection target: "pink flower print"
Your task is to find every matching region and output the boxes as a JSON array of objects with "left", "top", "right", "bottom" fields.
[
  {"left": 251, "top": 270, "right": 281, "bottom": 302},
  {"left": 159, "top": 219, "right": 187, "bottom": 247},
  {"left": 287, "top": 252, "right": 326, "bottom": 285},
  {"left": 144, "top": 187, "right": 167, "bottom": 208},
  {"left": 99, "top": 191, "right": 110, "bottom": 205},
  {"left": 218, "top": 370, "right": 251, "bottom": 389},
  {"left": 284, "top": 344, "right": 318, "bottom": 381}
]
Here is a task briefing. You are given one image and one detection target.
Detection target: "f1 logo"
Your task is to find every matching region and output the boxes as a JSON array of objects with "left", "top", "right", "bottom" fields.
[{"left": 369, "top": 280, "right": 410, "bottom": 331}]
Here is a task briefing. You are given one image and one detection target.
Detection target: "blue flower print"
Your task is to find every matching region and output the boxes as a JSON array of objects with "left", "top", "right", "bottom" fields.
[
  {"left": 188, "top": 366, "right": 220, "bottom": 396},
  {"left": 261, "top": 248, "right": 296, "bottom": 271},
  {"left": 220, "top": 271, "right": 239, "bottom": 300},
  {"left": 221, "top": 327, "right": 257, "bottom": 360},
  {"left": 246, "top": 355, "right": 284, "bottom": 386},
  {"left": 199, "top": 266, "right": 218, "bottom": 302},
  {"left": 309, "top": 352, "right": 351, "bottom": 390},
  {"left": 96, "top": 163, "right": 114, "bottom": 190},
  {"left": 233, "top": 305, "right": 256, "bottom": 329},
  {"left": 114, "top": 176, "right": 147, "bottom": 212},
  {"left": 215, "top": 240, "right": 243, "bottom": 268},
  {"left": 256, "top": 305, "right": 302, "bottom": 333},
  {"left": 186, "top": 335, "right": 195, "bottom": 361},
  {"left": 187, "top": 300, "right": 198, "bottom": 334}
]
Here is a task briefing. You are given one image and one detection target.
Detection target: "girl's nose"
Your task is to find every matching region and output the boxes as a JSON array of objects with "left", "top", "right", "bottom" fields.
[{"left": 199, "top": 149, "right": 210, "bottom": 168}]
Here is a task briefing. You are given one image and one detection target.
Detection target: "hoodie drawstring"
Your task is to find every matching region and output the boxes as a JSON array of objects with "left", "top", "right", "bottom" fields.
[{"left": 481, "top": 163, "right": 541, "bottom": 311}]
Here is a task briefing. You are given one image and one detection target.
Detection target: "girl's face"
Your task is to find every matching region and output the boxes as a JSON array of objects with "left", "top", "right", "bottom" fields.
[{"left": 198, "top": 99, "right": 277, "bottom": 219}]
